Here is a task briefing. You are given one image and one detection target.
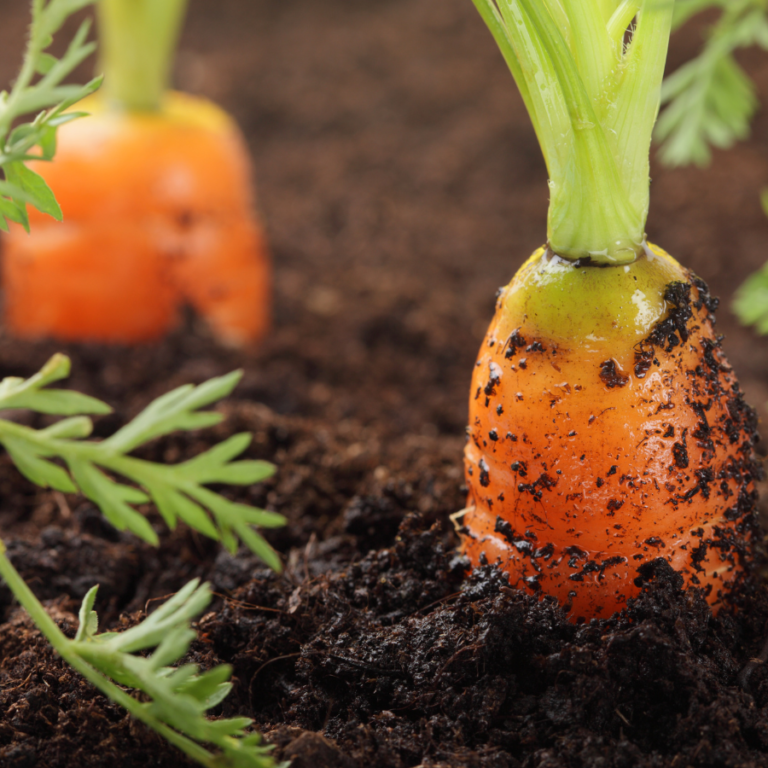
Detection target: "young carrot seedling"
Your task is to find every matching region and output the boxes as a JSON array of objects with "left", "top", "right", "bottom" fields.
[
  {"left": 0, "top": 561, "right": 284, "bottom": 768},
  {"left": 0, "top": 353, "right": 285, "bottom": 566},
  {"left": 458, "top": 0, "right": 759, "bottom": 621},
  {"left": 0, "top": 4, "right": 283, "bottom": 765},
  {"left": 3, "top": 0, "right": 271, "bottom": 345}
]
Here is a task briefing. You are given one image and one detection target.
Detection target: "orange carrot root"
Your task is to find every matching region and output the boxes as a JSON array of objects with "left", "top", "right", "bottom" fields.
[
  {"left": 2, "top": 92, "right": 270, "bottom": 345},
  {"left": 461, "top": 244, "right": 759, "bottom": 620}
]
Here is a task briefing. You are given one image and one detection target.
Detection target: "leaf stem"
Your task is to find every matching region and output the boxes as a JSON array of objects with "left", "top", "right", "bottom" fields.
[
  {"left": 0, "top": 539, "right": 218, "bottom": 767},
  {"left": 607, "top": 1, "right": 641, "bottom": 44},
  {"left": 97, "top": 0, "right": 189, "bottom": 112},
  {"left": 0, "top": 0, "right": 47, "bottom": 143}
]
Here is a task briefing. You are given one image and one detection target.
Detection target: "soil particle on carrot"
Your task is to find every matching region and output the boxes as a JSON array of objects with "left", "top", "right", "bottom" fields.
[{"left": 599, "top": 359, "right": 629, "bottom": 388}]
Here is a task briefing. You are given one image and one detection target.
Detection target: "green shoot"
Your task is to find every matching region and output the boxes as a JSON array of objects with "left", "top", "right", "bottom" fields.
[
  {"left": 0, "top": 0, "right": 101, "bottom": 232},
  {"left": 471, "top": 0, "right": 674, "bottom": 263},
  {"left": 656, "top": 0, "right": 768, "bottom": 167},
  {"left": 734, "top": 263, "right": 768, "bottom": 333},
  {"left": 0, "top": 547, "right": 284, "bottom": 768},
  {"left": 0, "top": 354, "right": 285, "bottom": 570},
  {"left": 0, "top": 355, "right": 285, "bottom": 766},
  {"left": 98, "top": 0, "right": 189, "bottom": 111}
]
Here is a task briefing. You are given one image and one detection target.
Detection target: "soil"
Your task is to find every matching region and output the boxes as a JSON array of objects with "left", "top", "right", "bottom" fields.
[{"left": 1, "top": 1, "right": 768, "bottom": 766}]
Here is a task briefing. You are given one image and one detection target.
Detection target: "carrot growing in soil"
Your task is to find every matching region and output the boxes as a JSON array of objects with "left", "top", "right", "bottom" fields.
[
  {"left": 3, "top": 0, "right": 271, "bottom": 345},
  {"left": 458, "top": 0, "right": 760, "bottom": 621}
]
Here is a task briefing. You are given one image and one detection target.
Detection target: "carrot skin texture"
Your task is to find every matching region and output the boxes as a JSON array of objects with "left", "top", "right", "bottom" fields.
[
  {"left": 462, "top": 244, "right": 759, "bottom": 620},
  {"left": 2, "top": 92, "right": 270, "bottom": 345}
]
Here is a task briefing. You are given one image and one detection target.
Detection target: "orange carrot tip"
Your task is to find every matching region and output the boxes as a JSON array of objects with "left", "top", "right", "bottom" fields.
[
  {"left": 461, "top": 0, "right": 759, "bottom": 620},
  {"left": 2, "top": 0, "right": 270, "bottom": 346}
]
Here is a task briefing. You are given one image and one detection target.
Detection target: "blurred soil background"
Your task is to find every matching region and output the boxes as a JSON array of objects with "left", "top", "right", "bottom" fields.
[{"left": 0, "top": 1, "right": 767, "bottom": 767}]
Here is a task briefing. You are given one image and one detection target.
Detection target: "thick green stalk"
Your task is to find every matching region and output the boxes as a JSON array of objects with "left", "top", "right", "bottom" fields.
[
  {"left": 472, "top": 0, "right": 674, "bottom": 264},
  {"left": 611, "top": 5, "right": 673, "bottom": 221},
  {"left": 97, "top": 0, "right": 189, "bottom": 111},
  {"left": 519, "top": 0, "right": 642, "bottom": 262},
  {"left": 0, "top": 540, "right": 217, "bottom": 767},
  {"left": 607, "top": 0, "right": 641, "bottom": 43},
  {"left": 558, "top": 0, "right": 615, "bottom": 106},
  {"left": 595, "top": 0, "right": 618, "bottom": 23}
]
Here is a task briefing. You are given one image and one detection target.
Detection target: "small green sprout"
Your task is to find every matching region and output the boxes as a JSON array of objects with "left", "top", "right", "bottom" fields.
[
  {"left": 0, "top": 357, "right": 286, "bottom": 767},
  {"left": 0, "top": 547, "right": 284, "bottom": 768}
]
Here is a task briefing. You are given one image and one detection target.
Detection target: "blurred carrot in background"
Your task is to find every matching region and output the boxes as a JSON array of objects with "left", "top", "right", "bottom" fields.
[{"left": 2, "top": 0, "right": 271, "bottom": 345}]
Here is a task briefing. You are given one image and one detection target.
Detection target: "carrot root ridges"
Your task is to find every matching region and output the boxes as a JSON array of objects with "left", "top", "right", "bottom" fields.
[{"left": 461, "top": 243, "right": 759, "bottom": 621}]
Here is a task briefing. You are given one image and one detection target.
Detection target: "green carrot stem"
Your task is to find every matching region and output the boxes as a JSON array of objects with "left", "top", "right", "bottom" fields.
[
  {"left": 471, "top": 0, "right": 673, "bottom": 264},
  {"left": 97, "top": 0, "right": 189, "bottom": 112},
  {"left": 0, "top": 539, "right": 218, "bottom": 767}
]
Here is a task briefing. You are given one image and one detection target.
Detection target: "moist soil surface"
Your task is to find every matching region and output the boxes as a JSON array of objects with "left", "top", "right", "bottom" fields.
[{"left": 2, "top": 1, "right": 768, "bottom": 766}]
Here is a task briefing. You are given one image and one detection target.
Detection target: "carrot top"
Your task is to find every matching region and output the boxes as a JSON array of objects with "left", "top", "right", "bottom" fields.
[
  {"left": 472, "top": 0, "right": 674, "bottom": 264},
  {"left": 98, "top": 0, "right": 189, "bottom": 112}
]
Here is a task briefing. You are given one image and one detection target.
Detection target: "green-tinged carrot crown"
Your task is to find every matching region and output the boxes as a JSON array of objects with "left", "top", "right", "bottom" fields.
[
  {"left": 98, "top": 0, "right": 189, "bottom": 112},
  {"left": 473, "top": 0, "right": 674, "bottom": 264}
]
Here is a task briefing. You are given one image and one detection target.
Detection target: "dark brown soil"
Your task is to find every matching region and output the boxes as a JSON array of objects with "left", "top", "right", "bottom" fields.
[{"left": 1, "top": 0, "right": 768, "bottom": 766}]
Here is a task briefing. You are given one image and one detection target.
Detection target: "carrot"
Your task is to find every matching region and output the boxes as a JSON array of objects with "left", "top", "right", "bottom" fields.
[
  {"left": 2, "top": 0, "right": 270, "bottom": 345},
  {"left": 459, "top": 0, "right": 759, "bottom": 621}
]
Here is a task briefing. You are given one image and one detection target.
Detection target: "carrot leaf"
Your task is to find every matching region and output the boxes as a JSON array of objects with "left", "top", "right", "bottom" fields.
[
  {"left": 4, "top": 161, "right": 62, "bottom": 224},
  {"left": 656, "top": 0, "right": 768, "bottom": 167},
  {"left": 0, "top": 356, "right": 284, "bottom": 569},
  {"left": 0, "top": 0, "right": 100, "bottom": 229},
  {"left": 734, "top": 189, "right": 768, "bottom": 334},
  {"left": 71, "top": 579, "right": 286, "bottom": 767},
  {"left": 0, "top": 547, "right": 284, "bottom": 768},
  {"left": 734, "top": 263, "right": 768, "bottom": 334},
  {"left": 0, "top": 353, "right": 110, "bottom": 414}
]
